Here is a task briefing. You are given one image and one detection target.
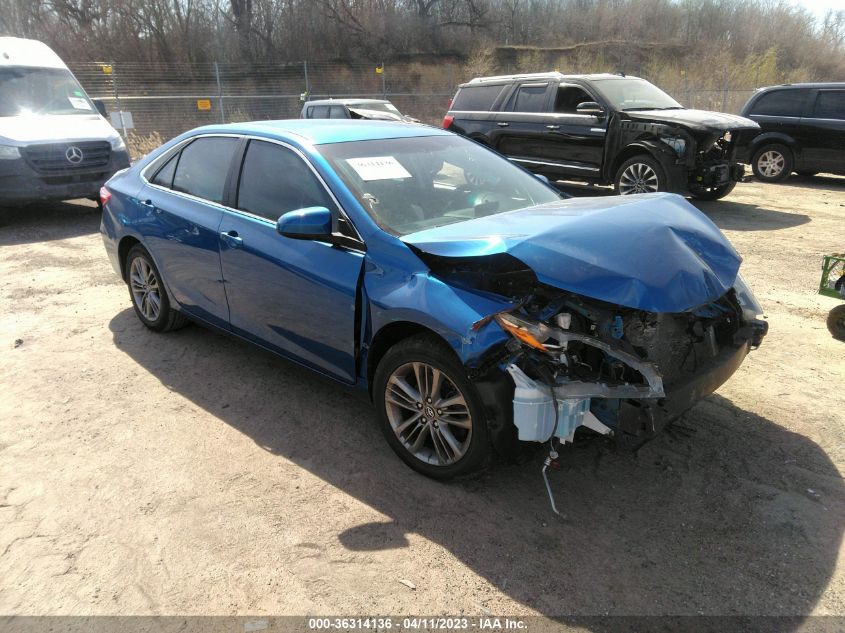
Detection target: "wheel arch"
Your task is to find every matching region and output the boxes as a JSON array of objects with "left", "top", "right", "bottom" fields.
[
  {"left": 608, "top": 142, "right": 667, "bottom": 181},
  {"left": 366, "top": 321, "right": 454, "bottom": 400},
  {"left": 117, "top": 235, "right": 142, "bottom": 281}
]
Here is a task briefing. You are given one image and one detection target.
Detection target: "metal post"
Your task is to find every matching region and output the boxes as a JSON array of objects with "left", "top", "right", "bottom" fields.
[
  {"left": 111, "top": 61, "right": 128, "bottom": 139},
  {"left": 303, "top": 60, "right": 310, "bottom": 98},
  {"left": 381, "top": 61, "right": 386, "bottom": 99},
  {"left": 214, "top": 61, "right": 225, "bottom": 124}
]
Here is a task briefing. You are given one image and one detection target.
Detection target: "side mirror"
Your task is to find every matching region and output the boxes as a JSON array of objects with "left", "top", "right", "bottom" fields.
[
  {"left": 93, "top": 99, "right": 108, "bottom": 117},
  {"left": 535, "top": 174, "right": 550, "bottom": 185},
  {"left": 277, "top": 206, "right": 333, "bottom": 240},
  {"left": 576, "top": 101, "right": 605, "bottom": 117}
]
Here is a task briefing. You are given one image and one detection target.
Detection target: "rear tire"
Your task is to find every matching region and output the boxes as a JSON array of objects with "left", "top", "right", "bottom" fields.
[
  {"left": 690, "top": 180, "right": 737, "bottom": 201},
  {"left": 752, "top": 144, "right": 793, "bottom": 182},
  {"left": 614, "top": 155, "right": 666, "bottom": 195},
  {"left": 373, "top": 334, "right": 491, "bottom": 479},
  {"left": 125, "top": 244, "right": 187, "bottom": 332},
  {"left": 827, "top": 305, "right": 845, "bottom": 340}
]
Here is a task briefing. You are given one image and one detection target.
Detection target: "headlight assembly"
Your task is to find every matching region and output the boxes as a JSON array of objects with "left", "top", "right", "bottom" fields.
[
  {"left": 110, "top": 136, "right": 126, "bottom": 152},
  {"left": 734, "top": 273, "right": 764, "bottom": 321},
  {"left": 0, "top": 145, "right": 21, "bottom": 160},
  {"left": 494, "top": 312, "right": 552, "bottom": 352}
]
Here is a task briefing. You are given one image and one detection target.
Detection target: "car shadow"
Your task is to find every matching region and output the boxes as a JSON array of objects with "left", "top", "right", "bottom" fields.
[
  {"left": 109, "top": 308, "right": 844, "bottom": 622},
  {"left": 0, "top": 199, "right": 100, "bottom": 246},
  {"left": 776, "top": 173, "right": 845, "bottom": 190},
  {"left": 693, "top": 199, "right": 810, "bottom": 232}
]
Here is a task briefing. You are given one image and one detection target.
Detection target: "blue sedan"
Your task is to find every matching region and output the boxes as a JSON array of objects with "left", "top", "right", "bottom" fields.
[{"left": 100, "top": 120, "right": 767, "bottom": 479}]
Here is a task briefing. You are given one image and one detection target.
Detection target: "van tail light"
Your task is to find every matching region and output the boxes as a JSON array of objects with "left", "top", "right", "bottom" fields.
[
  {"left": 442, "top": 114, "right": 454, "bottom": 129},
  {"left": 99, "top": 186, "right": 112, "bottom": 207}
]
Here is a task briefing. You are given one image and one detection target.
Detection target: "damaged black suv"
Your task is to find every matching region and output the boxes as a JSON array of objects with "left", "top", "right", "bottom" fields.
[{"left": 443, "top": 72, "right": 759, "bottom": 200}]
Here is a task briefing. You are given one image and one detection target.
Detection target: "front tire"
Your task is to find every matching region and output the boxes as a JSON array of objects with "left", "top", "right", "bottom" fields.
[
  {"left": 614, "top": 155, "right": 666, "bottom": 195},
  {"left": 752, "top": 144, "right": 793, "bottom": 182},
  {"left": 373, "top": 334, "right": 490, "bottom": 479},
  {"left": 125, "top": 244, "right": 187, "bottom": 332},
  {"left": 827, "top": 305, "right": 845, "bottom": 340},
  {"left": 690, "top": 180, "right": 737, "bottom": 201}
]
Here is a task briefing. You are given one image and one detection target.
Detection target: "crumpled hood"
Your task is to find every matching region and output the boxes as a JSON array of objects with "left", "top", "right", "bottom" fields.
[
  {"left": 402, "top": 193, "right": 741, "bottom": 313},
  {"left": 0, "top": 114, "right": 118, "bottom": 144},
  {"left": 625, "top": 109, "right": 759, "bottom": 134},
  {"left": 348, "top": 107, "right": 407, "bottom": 122}
]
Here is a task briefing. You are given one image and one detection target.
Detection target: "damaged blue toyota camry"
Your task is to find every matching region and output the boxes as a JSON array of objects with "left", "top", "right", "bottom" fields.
[{"left": 100, "top": 120, "right": 767, "bottom": 479}]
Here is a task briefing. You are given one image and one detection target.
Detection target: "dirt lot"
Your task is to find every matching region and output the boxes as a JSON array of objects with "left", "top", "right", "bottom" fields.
[{"left": 1, "top": 176, "right": 844, "bottom": 624}]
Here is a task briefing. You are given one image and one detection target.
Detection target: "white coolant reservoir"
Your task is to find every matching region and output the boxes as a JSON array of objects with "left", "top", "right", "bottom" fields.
[{"left": 507, "top": 365, "right": 591, "bottom": 443}]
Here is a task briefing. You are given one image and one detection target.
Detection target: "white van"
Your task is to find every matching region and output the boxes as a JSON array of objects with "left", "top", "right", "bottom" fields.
[{"left": 0, "top": 37, "right": 130, "bottom": 205}]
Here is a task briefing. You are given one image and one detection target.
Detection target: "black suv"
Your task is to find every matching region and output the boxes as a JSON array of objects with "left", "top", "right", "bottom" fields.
[
  {"left": 443, "top": 72, "right": 759, "bottom": 200},
  {"left": 740, "top": 83, "right": 845, "bottom": 182}
]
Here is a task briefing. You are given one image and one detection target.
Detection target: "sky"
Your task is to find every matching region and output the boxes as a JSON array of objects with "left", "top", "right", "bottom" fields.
[{"left": 788, "top": 0, "right": 843, "bottom": 21}]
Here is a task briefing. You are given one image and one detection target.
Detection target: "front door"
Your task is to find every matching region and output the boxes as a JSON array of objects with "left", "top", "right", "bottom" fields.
[
  {"left": 541, "top": 83, "right": 606, "bottom": 177},
  {"left": 218, "top": 139, "right": 364, "bottom": 383}
]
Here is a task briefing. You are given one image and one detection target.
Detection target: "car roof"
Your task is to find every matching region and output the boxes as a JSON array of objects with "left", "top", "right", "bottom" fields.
[
  {"left": 304, "top": 98, "right": 393, "bottom": 106},
  {"left": 0, "top": 37, "right": 68, "bottom": 69},
  {"left": 461, "top": 72, "right": 640, "bottom": 87},
  {"left": 187, "top": 119, "right": 447, "bottom": 145},
  {"left": 754, "top": 82, "right": 845, "bottom": 91}
]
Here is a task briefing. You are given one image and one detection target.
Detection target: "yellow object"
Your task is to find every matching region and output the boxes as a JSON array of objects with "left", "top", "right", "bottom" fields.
[
  {"left": 375, "top": 65, "right": 384, "bottom": 74},
  {"left": 100, "top": 64, "right": 113, "bottom": 75},
  {"left": 196, "top": 99, "right": 212, "bottom": 111}
]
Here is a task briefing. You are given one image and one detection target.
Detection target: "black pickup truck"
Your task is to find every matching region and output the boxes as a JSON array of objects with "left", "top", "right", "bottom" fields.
[{"left": 442, "top": 72, "right": 760, "bottom": 200}]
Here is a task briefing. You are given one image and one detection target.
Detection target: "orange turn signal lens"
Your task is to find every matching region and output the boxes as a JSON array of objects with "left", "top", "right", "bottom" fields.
[{"left": 494, "top": 313, "right": 548, "bottom": 352}]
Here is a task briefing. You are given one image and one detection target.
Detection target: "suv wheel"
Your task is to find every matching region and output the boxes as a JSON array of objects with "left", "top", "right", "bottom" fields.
[
  {"left": 615, "top": 156, "right": 666, "bottom": 195},
  {"left": 827, "top": 305, "right": 845, "bottom": 340},
  {"left": 690, "top": 181, "right": 736, "bottom": 201},
  {"left": 373, "top": 334, "right": 490, "bottom": 479},
  {"left": 752, "top": 144, "right": 793, "bottom": 182}
]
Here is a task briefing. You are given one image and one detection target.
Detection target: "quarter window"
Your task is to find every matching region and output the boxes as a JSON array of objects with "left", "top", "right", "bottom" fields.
[
  {"left": 450, "top": 84, "right": 506, "bottom": 111},
  {"left": 509, "top": 83, "right": 549, "bottom": 113},
  {"left": 750, "top": 89, "right": 809, "bottom": 117},
  {"left": 151, "top": 153, "right": 178, "bottom": 188},
  {"left": 813, "top": 90, "right": 845, "bottom": 120},
  {"left": 171, "top": 137, "right": 238, "bottom": 204},
  {"left": 237, "top": 140, "right": 336, "bottom": 222}
]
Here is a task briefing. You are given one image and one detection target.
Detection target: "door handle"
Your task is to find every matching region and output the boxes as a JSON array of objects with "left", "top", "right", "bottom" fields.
[
  {"left": 497, "top": 122, "right": 509, "bottom": 127},
  {"left": 139, "top": 199, "right": 160, "bottom": 213},
  {"left": 546, "top": 124, "right": 560, "bottom": 130},
  {"left": 220, "top": 230, "right": 243, "bottom": 248}
]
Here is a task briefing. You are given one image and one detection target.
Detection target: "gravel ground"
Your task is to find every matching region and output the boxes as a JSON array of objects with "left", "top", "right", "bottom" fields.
[{"left": 0, "top": 176, "right": 843, "bottom": 624}]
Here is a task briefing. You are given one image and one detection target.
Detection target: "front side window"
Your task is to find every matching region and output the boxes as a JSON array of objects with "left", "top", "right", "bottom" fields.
[
  {"left": 750, "top": 89, "right": 809, "bottom": 117},
  {"left": 554, "top": 85, "right": 595, "bottom": 114},
  {"left": 318, "top": 135, "right": 561, "bottom": 236},
  {"left": 237, "top": 140, "right": 335, "bottom": 221},
  {"left": 591, "top": 78, "right": 682, "bottom": 111},
  {"left": 0, "top": 67, "right": 95, "bottom": 117},
  {"left": 813, "top": 90, "right": 845, "bottom": 120},
  {"left": 172, "top": 137, "right": 238, "bottom": 204},
  {"left": 509, "top": 83, "right": 549, "bottom": 113}
]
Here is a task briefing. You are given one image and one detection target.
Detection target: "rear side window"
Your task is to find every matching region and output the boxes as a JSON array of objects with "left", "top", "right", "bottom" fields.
[
  {"left": 151, "top": 153, "right": 178, "bottom": 188},
  {"left": 451, "top": 84, "right": 506, "bottom": 111},
  {"left": 237, "top": 140, "right": 335, "bottom": 221},
  {"left": 328, "top": 106, "right": 347, "bottom": 119},
  {"left": 813, "top": 90, "right": 845, "bottom": 119},
  {"left": 749, "top": 89, "right": 808, "bottom": 117},
  {"left": 509, "top": 83, "right": 549, "bottom": 113},
  {"left": 172, "top": 137, "right": 238, "bottom": 204}
]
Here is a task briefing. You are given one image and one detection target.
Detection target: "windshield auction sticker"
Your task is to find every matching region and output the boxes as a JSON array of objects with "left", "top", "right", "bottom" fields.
[
  {"left": 347, "top": 156, "right": 412, "bottom": 181},
  {"left": 68, "top": 97, "right": 92, "bottom": 110}
]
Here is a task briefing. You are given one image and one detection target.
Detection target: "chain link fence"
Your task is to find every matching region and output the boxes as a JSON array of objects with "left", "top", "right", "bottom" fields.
[{"left": 67, "top": 60, "right": 757, "bottom": 159}]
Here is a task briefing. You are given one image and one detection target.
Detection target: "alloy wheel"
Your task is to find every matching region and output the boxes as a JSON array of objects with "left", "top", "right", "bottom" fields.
[
  {"left": 129, "top": 257, "right": 162, "bottom": 322},
  {"left": 384, "top": 361, "right": 473, "bottom": 466},
  {"left": 619, "top": 162, "right": 660, "bottom": 194},
  {"left": 757, "top": 150, "right": 785, "bottom": 178}
]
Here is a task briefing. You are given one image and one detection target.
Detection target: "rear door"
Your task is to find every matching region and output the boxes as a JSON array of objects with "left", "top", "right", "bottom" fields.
[
  {"left": 745, "top": 88, "right": 812, "bottom": 163},
  {"left": 139, "top": 135, "right": 239, "bottom": 329},
  {"left": 800, "top": 88, "right": 845, "bottom": 174},
  {"left": 218, "top": 139, "right": 364, "bottom": 383},
  {"left": 490, "top": 81, "right": 553, "bottom": 170},
  {"left": 541, "top": 82, "right": 606, "bottom": 177}
]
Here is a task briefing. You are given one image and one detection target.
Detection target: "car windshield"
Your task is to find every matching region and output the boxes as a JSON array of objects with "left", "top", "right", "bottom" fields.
[
  {"left": 0, "top": 67, "right": 96, "bottom": 117},
  {"left": 349, "top": 102, "right": 399, "bottom": 114},
  {"left": 320, "top": 135, "right": 561, "bottom": 236},
  {"left": 592, "top": 78, "right": 682, "bottom": 111}
]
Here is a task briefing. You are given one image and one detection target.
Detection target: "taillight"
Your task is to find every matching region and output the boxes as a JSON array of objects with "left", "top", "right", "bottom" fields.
[
  {"left": 442, "top": 114, "right": 454, "bottom": 129},
  {"left": 99, "top": 186, "right": 112, "bottom": 207}
]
